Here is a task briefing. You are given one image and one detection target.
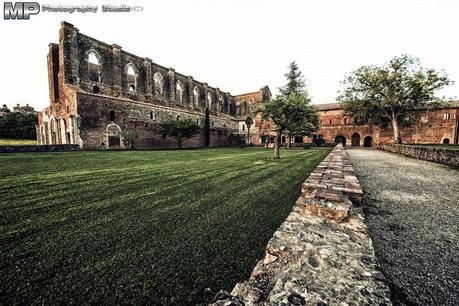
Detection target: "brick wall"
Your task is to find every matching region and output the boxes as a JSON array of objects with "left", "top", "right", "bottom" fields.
[{"left": 378, "top": 144, "right": 459, "bottom": 168}]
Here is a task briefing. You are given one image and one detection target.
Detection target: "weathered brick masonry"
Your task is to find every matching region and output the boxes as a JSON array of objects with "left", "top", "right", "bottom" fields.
[
  {"left": 37, "top": 21, "right": 270, "bottom": 149},
  {"left": 303, "top": 102, "right": 459, "bottom": 147},
  {"left": 378, "top": 144, "right": 459, "bottom": 168},
  {"left": 210, "top": 145, "right": 392, "bottom": 306}
]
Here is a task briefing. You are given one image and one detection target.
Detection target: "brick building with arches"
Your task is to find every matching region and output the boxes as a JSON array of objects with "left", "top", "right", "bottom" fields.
[
  {"left": 304, "top": 102, "right": 459, "bottom": 147},
  {"left": 37, "top": 22, "right": 267, "bottom": 149}
]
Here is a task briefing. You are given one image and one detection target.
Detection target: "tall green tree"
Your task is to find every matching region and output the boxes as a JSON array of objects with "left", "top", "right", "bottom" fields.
[
  {"left": 260, "top": 61, "right": 319, "bottom": 159},
  {"left": 337, "top": 54, "right": 452, "bottom": 144},
  {"left": 204, "top": 107, "right": 210, "bottom": 147},
  {"left": 279, "top": 61, "right": 306, "bottom": 97},
  {"left": 159, "top": 116, "right": 199, "bottom": 149},
  {"left": 244, "top": 116, "right": 253, "bottom": 145}
]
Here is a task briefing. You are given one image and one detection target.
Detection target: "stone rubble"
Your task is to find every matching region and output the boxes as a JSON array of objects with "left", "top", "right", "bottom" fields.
[{"left": 210, "top": 145, "right": 392, "bottom": 306}]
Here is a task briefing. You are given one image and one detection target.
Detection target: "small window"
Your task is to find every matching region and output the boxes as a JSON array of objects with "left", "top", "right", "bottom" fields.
[
  {"left": 443, "top": 138, "right": 450, "bottom": 144},
  {"left": 129, "top": 84, "right": 135, "bottom": 92},
  {"left": 344, "top": 118, "right": 347, "bottom": 124},
  {"left": 211, "top": 120, "right": 214, "bottom": 127},
  {"left": 93, "top": 85, "right": 100, "bottom": 94},
  {"left": 242, "top": 124, "right": 245, "bottom": 131},
  {"left": 176, "top": 115, "right": 181, "bottom": 120},
  {"left": 443, "top": 113, "right": 450, "bottom": 120},
  {"left": 329, "top": 119, "right": 332, "bottom": 125},
  {"left": 196, "top": 118, "right": 200, "bottom": 125},
  {"left": 149, "top": 111, "right": 155, "bottom": 120},
  {"left": 109, "top": 110, "right": 115, "bottom": 121}
]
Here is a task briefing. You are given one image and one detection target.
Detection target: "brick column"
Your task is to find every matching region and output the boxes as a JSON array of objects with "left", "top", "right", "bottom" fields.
[
  {"left": 168, "top": 68, "right": 175, "bottom": 101},
  {"left": 111, "top": 44, "right": 123, "bottom": 96},
  {"left": 144, "top": 57, "right": 153, "bottom": 97},
  {"left": 202, "top": 82, "right": 208, "bottom": 111}
]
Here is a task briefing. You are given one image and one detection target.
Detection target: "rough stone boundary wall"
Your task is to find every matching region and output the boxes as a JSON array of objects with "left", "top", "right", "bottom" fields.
[
  {"left": 0, "top": 144, "right": 80, "bottom": 153},
  {"left": 378, "top": 144, "right": 459, "bottom": 168},
  {"left": 210, "top": 145, "right": 392, "bottom": 306}
]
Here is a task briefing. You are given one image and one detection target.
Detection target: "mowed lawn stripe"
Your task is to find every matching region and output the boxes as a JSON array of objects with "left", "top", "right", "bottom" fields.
[{"left": 0, "top": 148, "right": 330, "bottom": 305}]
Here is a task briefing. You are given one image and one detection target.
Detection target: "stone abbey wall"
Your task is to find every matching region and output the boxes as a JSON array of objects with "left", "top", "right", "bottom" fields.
[
  {"left": 378, "top": 144, "right": 459, "bottom": 168},
  {"left": 38, "top": 21, "right": 266, "bottom": 149}
]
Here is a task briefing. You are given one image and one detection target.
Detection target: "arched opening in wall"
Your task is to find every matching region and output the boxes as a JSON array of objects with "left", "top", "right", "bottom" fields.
[
  {"left": 364, "top": 136, "right": 373, "bottom": 147},
  {"left": 154, "top": 72, "right": 164, "bottom": 97},
  {"left": 126, "top": 64, "right": 137, "bottom": 92},
  {"left": 88, "top": 51, "right": 101, "bottom": 82},
  {"left": 351, "top": 132, "right": 360, "bottom": 146},
  {"left": 107, "top": 124, "right": 122, "bottom": 148},
  {"left": 335, "top": 135, "right": 346, "bottom": 146},
  {"left": 176, "top": 81, "right": 184, "bottom": 103},
  {"left": 443, "top": 138, "right": 450, "bottom": 144},
  {"left": 93, "top": 85, "right": 100, "bottom": 94},
  {"left": 207, "top": 92, "right": 213, "bottom": 110},
  {"left": 294, "top": 136, "right": 303, "bottom": 143},
  {"left": 193, "top": 87, "right": 199, "bottom": 109}
]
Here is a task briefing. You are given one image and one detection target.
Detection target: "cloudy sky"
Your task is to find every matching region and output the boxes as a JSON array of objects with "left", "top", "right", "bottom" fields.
[{"left": 1, "top": 0, "right": 458, "bottom": 110}]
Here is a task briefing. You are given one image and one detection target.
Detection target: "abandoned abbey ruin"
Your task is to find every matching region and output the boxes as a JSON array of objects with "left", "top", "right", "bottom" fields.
[
  {"left": 37, "top": 21, "right": 270, "bottom": 149},
  {"left": 37, "top": 22, "right": 459, "bottom": 148}
]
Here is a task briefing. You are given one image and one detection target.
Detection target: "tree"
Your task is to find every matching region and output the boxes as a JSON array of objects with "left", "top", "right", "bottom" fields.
[
  {"left": 337, "top": 54, "right": 452, "bottom": 144},
  {"left": 204, "top": 107, "right": 210, "bottom": 147},
  {"left": 260, "top": 93, "right": 319, "bottom": 159},
  {"left": 159, "top": 116, "right": 199, "bottom": 149},
  {"left": 259, "top": 62, "right": 319, "bottom": 159},
  {"left": 279, "top": 61, "right": 306, "bottom": 97},
  {"left": 245, "top": 116, "right": 253, "bottom": 145},
  {"left": 120, "top": 128, "right": 139, "bottom": 149},
  {"left": 0, "top": 112, "right": 37, "bottom": 139}
]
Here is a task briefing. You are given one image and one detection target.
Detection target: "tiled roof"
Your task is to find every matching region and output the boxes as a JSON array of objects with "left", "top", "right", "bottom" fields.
[{"left": 313, "top": 100, "right": 459, "bottom": 111}]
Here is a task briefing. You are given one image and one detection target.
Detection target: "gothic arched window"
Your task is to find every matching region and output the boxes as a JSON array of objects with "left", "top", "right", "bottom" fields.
[
  {"left": 126, "top": 64, "right": 137, "bottom": 92},
  {"left": 207, "top": 92, "right": 213, "bottom": 110},
  {"left": 193, "top": 87, "right": 199, "bottom": 108},
  {"left": 88, "top": 51, "right": 101, "bottom": 82},
  {"left": 154, "top": 72, "right": 164, "bottom": 97},
  {"left": 176, "top": 81, "right": 184, "bottom": 103}
]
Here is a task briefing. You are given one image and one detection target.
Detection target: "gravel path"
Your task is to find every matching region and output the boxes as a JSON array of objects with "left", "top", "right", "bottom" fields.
[{"left": 347, "top": 149, "right": 459, "bottom": 306}]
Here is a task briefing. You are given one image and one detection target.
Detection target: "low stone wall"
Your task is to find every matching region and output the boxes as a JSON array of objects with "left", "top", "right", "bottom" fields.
[
  {"left": 377, "top": 144, "right": 459, "bottom": 168},
  {"left": 210, "top": 145, "right": 392, "bottom": 306},
  {"left": 0, "top": 144, "right": 80, "bottom": 153}
]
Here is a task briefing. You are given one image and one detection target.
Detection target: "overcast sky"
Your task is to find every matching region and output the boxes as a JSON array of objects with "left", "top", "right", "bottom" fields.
[{"left": 1, "top": 0, "right": 458, "bottom": 110}]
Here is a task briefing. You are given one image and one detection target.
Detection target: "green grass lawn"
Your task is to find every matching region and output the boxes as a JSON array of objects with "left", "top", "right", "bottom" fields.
[
  {"left": 0, "top": 138, "right": 37, "bottom": 146},
  {"left": 0, "top": 147, "right": 330, "bottom": 305}
]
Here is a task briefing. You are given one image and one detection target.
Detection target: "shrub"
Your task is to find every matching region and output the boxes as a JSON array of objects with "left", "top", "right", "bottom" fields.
[
  {"left": 303, "top": 143, "right": 317, "bottom": 149},
  {"left": 227, "top": 133, "right": 246, "bottom": 147}
]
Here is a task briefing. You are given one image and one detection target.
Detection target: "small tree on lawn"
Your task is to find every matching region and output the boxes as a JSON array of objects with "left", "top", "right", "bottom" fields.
[
  {"left": 121, "top": 128, "right": 139, "bottom": 149},
  {"left": 337, "top": 54, "right": 452, "bottom": 144},
  {"left": 259, "top": 61, "right": 319, "bottom": 159},
  {"left": 245, "top": 116, "right": 253, "bottom": 145},
  {"left": 260, "top": 93, "right": 319, "bottom": 159},
  {"left": 160, "top": 116, "right": 199, "bottom": 149}
]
